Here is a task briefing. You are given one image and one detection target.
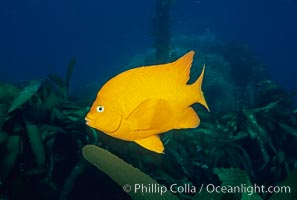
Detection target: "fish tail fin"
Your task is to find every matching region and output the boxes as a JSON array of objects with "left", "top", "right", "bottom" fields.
[{"left": 193, "top": 65, "right": 209, "bottom": 111}]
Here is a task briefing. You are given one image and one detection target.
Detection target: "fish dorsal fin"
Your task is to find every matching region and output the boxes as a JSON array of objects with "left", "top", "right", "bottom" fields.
[
  {"left": 135, "top": 135, "right": 164, "bottom": 153},
  {"left": 169, "top": 51, "right": 195, "bottom": 84},
  {"left": 126, "top": 99, "right": 171, "bottom": 131}
]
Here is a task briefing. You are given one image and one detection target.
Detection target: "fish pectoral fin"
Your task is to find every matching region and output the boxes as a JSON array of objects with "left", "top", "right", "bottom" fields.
[
  {"left": 135, "top": 135, "right": 164, "bottom": 153},
  {"left": 175, "top": 107, "right": 200, "bottom": 129},
  {"left": 127, "top": 99, "right": 171, "bottom": 130}
]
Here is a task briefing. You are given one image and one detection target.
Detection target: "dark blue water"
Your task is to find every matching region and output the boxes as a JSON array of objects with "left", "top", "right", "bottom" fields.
[{"left": 1, "top": 0, "right": 297, "bottom": 90}]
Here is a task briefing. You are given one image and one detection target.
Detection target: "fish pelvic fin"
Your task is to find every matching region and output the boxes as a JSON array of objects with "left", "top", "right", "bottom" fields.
[
  {"left": 193, "top": 65, "right": 209, "bottom": 111},
  {"left": 135, "top": 135, "right": 164, "bottom": 154},
  {"left": 175, "top": 107, "right": 200, "bottom": 129}
]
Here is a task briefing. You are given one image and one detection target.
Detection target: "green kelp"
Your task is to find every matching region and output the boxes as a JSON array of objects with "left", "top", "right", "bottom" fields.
[
  {"left": 82, "top": 145, "right": 297, "bottom": 200},
  {"left": 8, "top": 80, "right": 41, "bottom": 113},
  {"left": 25, "top": 122, "right": 46, "bottom": 167},
  {"left": 0, "top": 60, "right": 90, "bottom": 199},
  {"left": 0, "top": 83, "right": 20, "bottom": 113},
  {"left": 269, "top": 167, "right": 297, "bottom": 200},
  {"left": 0, "top": 83, "right": 19, "bottom": 132},
  {"left": 213, "top": 168, "right": 263, "bottom": 200},
  {"left": 194, "top": 167, "right": 297, "bottom": 200},
  {"left": 0, "top": 135, "right": 21, "bottom": 183},
  {"left": 65, "top": 58, "right": 76, "bottom": 92},
  {"left": 0, "top": 80, "right": 41, "bottom": 183},
  {"left": 82, "top": 145, "right": 179, "bottom": 200}
]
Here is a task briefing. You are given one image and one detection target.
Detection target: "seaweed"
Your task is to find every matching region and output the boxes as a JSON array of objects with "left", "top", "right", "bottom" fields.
[
  {"left": 1, "top": 34, "right": 297, "bottom": 200},
  {"left": 213, "top": 168, "right": 263, "bottom": 200},
  {"left": 270, "top": 167, "right": 297, "bottom": 200},
  {"left": 8, "top": 80, "right": 41, "bottom": 114},
  {"left": 82, "top": 144, "right": 179, "bottom": 200},
  {"left": 65, "top": 58, "right": 76, "bottom": 92},
  {"left": 0, "top": 60, "right": 88, "bottom": 199}
]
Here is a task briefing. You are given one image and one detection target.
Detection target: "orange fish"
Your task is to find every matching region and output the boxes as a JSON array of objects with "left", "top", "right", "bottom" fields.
[{"left": 85, "top": 51, "right": 209, "bottom": 153}]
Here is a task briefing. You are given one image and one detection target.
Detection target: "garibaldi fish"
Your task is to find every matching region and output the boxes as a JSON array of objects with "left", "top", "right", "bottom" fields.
[{"left": 85, "top": 51, "right": 209, "bottom": 153}]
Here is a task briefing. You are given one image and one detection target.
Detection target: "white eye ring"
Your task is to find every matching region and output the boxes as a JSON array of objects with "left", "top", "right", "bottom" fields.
[{"left": 96, "top": 105, "right": 104, "bottom": 113}]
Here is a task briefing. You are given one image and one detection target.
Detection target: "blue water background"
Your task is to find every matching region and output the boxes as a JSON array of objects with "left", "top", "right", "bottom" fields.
[{"left": 1, "top": 0, "right": 297, "bottom": 91}]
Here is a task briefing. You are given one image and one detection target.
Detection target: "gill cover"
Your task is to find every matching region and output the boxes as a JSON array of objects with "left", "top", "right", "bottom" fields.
[{"left": 86, "top": 101, "right": 122, "bottom": 134}]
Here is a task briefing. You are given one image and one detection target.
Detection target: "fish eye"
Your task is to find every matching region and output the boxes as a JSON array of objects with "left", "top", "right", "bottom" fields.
[{"left": 96, "top": 105, "right": 104, "bottom": 113}]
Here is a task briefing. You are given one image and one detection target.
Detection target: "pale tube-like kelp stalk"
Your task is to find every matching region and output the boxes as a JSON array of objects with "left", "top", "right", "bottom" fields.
[{"left": 82, "top": 145, "right": 179, "bottom": 200}]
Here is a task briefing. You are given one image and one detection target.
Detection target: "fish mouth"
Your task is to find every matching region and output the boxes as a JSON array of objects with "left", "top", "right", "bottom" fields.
[
  {"left": 85, "top": 116, "right": 94, "bottom": 126},
  {"left": 84, "top": 114, "right": 122, "bottom": 133}
]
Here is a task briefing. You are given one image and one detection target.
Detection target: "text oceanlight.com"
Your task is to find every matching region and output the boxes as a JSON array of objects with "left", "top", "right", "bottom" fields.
[{"left": 122, "top": 183, "right": 291, "bottom": 196}]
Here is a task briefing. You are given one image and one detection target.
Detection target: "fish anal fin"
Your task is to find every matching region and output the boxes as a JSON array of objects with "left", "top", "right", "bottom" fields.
[
  {"left": 127, "top": 99, "right": 171, "bottom": 130},
  {"left": 135, "top": 135, "right": 164, "bottom": 153},
  {"left": 175, "top": 107, "right": 200, "bottom": 129}
]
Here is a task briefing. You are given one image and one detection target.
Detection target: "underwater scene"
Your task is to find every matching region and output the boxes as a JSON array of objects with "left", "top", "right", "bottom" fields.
[{"left": 1, "top": 0, "right": 297, "bottom": 200}]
